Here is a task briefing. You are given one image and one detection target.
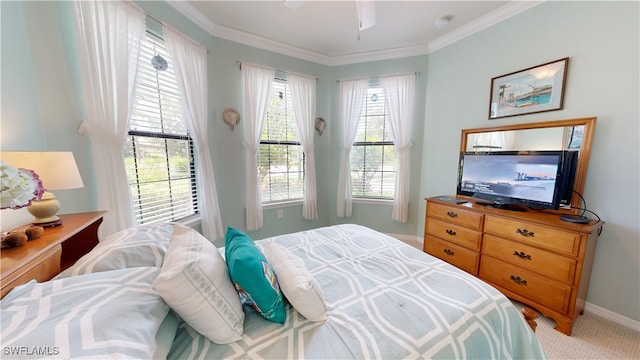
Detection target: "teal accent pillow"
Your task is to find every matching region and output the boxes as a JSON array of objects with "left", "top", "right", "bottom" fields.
[{"left": 225, "top": 227, "right": 286, "bottom": 324}]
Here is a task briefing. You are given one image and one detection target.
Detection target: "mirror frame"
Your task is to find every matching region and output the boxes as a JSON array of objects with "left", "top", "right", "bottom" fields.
[{"left": 460, "top": 117, "right": 597, "bottom": 215}]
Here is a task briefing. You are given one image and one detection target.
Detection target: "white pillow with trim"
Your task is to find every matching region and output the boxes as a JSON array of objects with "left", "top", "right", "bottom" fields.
[
  {"left": 265, "top": 241, "right": 328, "bottom": 322},
  {"left": 153, "top": 224, "right": 244, "bottom": 344}
]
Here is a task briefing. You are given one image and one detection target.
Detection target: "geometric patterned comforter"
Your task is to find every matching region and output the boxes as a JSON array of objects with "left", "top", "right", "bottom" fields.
[{"left": 168, "top": 224, "right": 546, "bottom": 359}]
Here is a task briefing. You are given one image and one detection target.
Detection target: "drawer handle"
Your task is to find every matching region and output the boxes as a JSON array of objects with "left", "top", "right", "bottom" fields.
[
  {"left": 444, "top": 249, "right": 454, "bottom": 256},
  {"left": 509, "top": 275, "right": 528, "bottom": 286},
  {"left": 446, "top": 211, "right": 458, "bottom": 218},
  {"left": 445, "top": 229, "right": 457, "bottom": 236},
  {"left": 513, "top": 251, "right": 532, "bottom": 260},
  {"left": 515, "top": 228, "right": 535, "bottom": 237}
]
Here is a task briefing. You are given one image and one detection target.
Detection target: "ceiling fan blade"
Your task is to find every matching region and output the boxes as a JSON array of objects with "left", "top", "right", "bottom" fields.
[{"left": 356, "top": 0, "right": 376, "bottom": 30}]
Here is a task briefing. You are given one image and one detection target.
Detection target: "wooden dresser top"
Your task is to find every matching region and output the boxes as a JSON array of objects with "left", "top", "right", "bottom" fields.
[{"left": 1, "top": 212, "right": 105, "bottom": 278}]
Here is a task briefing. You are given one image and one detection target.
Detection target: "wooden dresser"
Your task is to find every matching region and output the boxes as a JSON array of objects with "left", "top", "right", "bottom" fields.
[
  {"left": 424, "top": 197, "right": 603, "bottom": 335},
  {"left": 1, "top": 212, "right": 105, "bottom": 298}
]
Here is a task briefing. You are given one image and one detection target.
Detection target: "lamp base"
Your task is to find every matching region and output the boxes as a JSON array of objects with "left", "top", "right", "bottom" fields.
[
  {"left": 34, "top": 219, "right": 63, "bottom": 228},
  {"left": 28, "top": 192, "right": 62, "bottom": 227}
]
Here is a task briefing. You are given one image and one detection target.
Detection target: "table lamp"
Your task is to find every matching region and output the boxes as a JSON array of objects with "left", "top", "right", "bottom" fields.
[{"left": 1, "top": 151, "right": 84, "bottom": 227}]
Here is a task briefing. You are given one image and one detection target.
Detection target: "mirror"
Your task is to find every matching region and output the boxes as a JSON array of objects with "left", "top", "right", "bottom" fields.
[{"left": 460, "top": 117, "right": 597, "bottom": 214}]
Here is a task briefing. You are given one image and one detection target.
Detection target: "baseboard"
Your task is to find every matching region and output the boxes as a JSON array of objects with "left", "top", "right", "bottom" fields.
[
  {"left": 585, "top": 302, "right": 640, "bottom": 332},
  {"left": 386, "top": 232, "right": 640, "bottom": 332}
]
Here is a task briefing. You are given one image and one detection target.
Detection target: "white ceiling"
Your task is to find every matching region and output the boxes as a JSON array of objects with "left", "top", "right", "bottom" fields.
[{"left": 167, "top": 1, "right": 542, "bottom": 66}]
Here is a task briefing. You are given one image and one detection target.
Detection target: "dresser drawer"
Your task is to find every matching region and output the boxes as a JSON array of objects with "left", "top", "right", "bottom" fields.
[
  {"left": 425, "top": 235, "right": 479, "bottom": 275},
  {"left": 482, "top": 235, "right": 577, "bottom": 283},
  {"left": 427, "top": 202, "right": 483, "bottom": 231},
  {"left": 480, "top": 257, "right": 572, "bottom": 314},
  {"left": 484, "top": 215, "right": 580, "bottom": 256},
  {"left": 425, "top": 217, "right": 482, "bottom": 251},
  {"left": 0, "top": 245, "right": 61, "bottom": 298}
]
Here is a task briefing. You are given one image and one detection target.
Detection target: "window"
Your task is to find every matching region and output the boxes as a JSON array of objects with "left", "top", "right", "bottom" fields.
[
  {"left": 124, "top": 33, "right": 198, "bottom": 224},
  {"left": 350, "top": 87, "right": 396, "bottom": 198},
  {"left": 259, "top": 78, "right": 304, "bottom": 203}
]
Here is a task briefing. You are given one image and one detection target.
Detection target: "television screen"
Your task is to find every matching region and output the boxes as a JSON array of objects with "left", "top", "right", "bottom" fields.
[{"left": 457, "top": 151, "right": 567, "bottom": 210}]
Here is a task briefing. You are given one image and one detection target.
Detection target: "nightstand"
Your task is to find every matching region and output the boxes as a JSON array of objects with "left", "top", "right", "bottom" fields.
[{"left": 1, "top": 211, "right": 105, "bottom": 298}]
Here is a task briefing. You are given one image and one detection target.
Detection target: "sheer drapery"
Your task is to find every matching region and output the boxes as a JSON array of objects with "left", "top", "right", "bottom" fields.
[
  {"left": 501, "top": 131, "right": 516, "bottom": 150},
  {"left": 336, "top": 79, "right": 368, "bottom": 218},
  {"left": 73, "top": 0, "right": 145, "bottom": 237},
  {"left": 288, "top": 74, "right": 318, "bottom": 220},
  {"left": 467, "top": 131, "right": 515, "bottom": 151},
  {"left": 381, "top": 74, "right": 415, "bottom": 223},
  {"left": 163, "top": 24, "right": 224, "bottom": 240},
  {"left": 241, "top": 64, "right": 275, "bottom": 230}
]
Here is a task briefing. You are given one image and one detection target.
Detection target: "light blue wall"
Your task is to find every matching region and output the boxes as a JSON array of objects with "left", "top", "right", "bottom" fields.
[
  {"left": 0, "top": 0, "right": 424, "bottom": 240},
  {"left": 0, "top": 1, "right": 94, "bottom": 220},
  {"left": 1, "top": 1, "right": 44, "bottom": 149},
  {"left": 1, "top": 1, "right": 638, "bottom": 322},
  {"left": 420, "top": 1, "right": 639, "bottom": 322},
  {"left": 138, "top": 1, "right": 427, "bottom": 241}
]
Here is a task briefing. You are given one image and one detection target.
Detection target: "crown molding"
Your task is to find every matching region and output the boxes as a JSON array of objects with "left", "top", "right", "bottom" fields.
[
  {"left": 428, "top": 1, "right": 544, "bottom": 53},
  {"left": 328, "top": 44, "right": 430, "bottom": 66},
  {"left": 165, "top": 0, "right": 215, "bottom": 34},
  {"left": 213, "top": 24, "right": 430, "bottom": 66},
  {"left": 166, "top": 0, "right": 543, "bottom": 66},
  {"left": 211, "top": 25, "right": 335, "bottom": 65}
]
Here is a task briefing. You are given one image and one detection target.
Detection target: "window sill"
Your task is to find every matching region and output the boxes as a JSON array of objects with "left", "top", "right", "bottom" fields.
[
  {"left": 263, "top": 199, "right": 303, "bottom": 210},
  {"left": 353, "top": 197, "right": 393, "bottom": 205}
]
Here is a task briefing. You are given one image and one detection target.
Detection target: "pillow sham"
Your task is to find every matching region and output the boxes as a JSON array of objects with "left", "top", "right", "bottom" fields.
[
  {"left": 265, "top": 241, "right": 328, "bottom": 322},
  {"left": 56, "top": 223, "right": 173, "bottom": 279},
  {"left": 153, "top": 224, "right": 244, "bottom": 344},
  {"left": 0, "top": 267, "right": 175, "bottom": 359},
  {"left": 225, "top": 227, "right": 286, "bottom": 324}
]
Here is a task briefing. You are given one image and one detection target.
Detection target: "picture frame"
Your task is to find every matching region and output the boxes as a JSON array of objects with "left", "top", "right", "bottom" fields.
[{"left": 489, "top": 57, "right": 569, "bottom": 119}]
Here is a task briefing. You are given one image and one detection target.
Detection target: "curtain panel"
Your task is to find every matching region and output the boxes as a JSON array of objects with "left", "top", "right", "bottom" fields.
[
  {"left": 288, "top": 74, "right": 318, "bottom": 220},
  {"left": 336, "top": 79, "right": 368, "bottom": 218},
  {"left": 241, "top": 64, "right": 275, "bottom": 230},
  {"left": 163, "top": 24, "right": 224, "bottom": 240},
  {"left": 73, "top": 0, "right": 145, "bottom": 237},
  {"left": 381, "top": 74, "right": 415, "bottom": 223}
]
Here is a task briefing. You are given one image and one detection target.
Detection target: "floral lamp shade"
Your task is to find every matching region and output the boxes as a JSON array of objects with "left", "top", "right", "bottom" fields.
[
  {"left": 0, "top": 162, "right": 44, "bottom": 210},
  {"left": 0, "top": 151, "right": 84, "bottom": 227}
]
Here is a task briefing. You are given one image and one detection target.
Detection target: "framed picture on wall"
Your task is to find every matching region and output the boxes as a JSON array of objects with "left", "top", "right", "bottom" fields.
[{"left": 489, "top": 57, "right": 569, "bottom": 119}]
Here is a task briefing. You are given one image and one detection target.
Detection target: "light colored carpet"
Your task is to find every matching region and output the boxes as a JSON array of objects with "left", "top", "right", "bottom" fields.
[{"left": 512, "top": 301, "right": 640, "bottom": 359}]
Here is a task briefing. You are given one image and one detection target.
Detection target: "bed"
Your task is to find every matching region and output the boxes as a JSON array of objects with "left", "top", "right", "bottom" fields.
[{"left": 0, "top": 223, "right": 546, "bottom": 359}]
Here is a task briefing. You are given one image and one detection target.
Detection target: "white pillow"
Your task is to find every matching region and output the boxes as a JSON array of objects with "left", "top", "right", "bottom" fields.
[
  {"left": 56, "top": 223, "right": 174, "bottom": 279},
  {"left": 153, "top": 224, "right": 244, "bottom": 344},
  {"left": 265, "top": 241, "right": 328, "bottom": 322}
]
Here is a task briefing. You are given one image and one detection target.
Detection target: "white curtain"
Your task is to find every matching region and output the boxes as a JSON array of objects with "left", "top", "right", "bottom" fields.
[
  {"left": 467, "top": 131, "right": 515, "bottom": 151},
  {"left": 288, "top": 74, "right": 318, "bottom": 220},
  {"left": 163, "top": 24, "right": 224, "bottom": 241},
  {"left": 242, "top": 64, "right": 275, "bottom": 230},
  {"left": 381, "top": 74, "right": 415, "bottom": 223},
  {"left": 336, "top": 79, "right": 368, "bottom": 217},
  {"left": 501, "top": 131, "right": 516, "bottom": 150},
  {"left": 73, "top": 0, "right": 145, "bottom": 237}
]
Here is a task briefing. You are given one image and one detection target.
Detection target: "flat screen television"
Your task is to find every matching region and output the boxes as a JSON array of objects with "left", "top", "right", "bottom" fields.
[{"left": 456, "top": 150, "right": 578, "bottom": 211}]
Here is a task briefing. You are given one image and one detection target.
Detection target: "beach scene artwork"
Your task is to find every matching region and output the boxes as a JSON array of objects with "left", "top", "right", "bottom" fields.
[{"left": 490, "top": 58, "right": 568, "bottom": 119}]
